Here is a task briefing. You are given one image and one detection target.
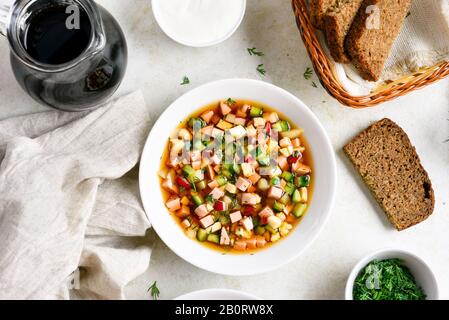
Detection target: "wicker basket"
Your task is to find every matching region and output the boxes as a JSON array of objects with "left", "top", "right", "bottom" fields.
[{"left": 292, "top": 0, "right": 449, "bottom": 108}]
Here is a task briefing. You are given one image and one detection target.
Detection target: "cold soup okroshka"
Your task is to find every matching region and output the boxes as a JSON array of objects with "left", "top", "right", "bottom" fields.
[{"left": 158, "top": 99, "right": 313, "bottom": 253}]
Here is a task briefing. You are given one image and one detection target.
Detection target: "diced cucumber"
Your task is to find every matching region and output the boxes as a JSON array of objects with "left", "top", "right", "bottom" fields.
[
  {"left": 207, "top": 234, "right": 220, "bottom": 244},
  {"left": 255, "top": 226, "right": 266, "bottom": 235},
  {"left": 295, "top": 175, "right": 311, "bottom": 187},
  {"left": 232, "top": 163, "right": 241, "bottom": 175},
  {"left": 272, "top": 120, "right": 290, "bottom": 132},
  {"left": 250, "top": 107, "right": 263, "bottom": 118},
  {"left": 271, "top": 176, "right": 281, "bottom": 186},
  {"left": 284, "top": 182, "right": 296, "bottom": 196},
  {"left": 188, "top": 118, "right": 206, "bottom": 129},
  {"left": 219, "top": 214, "right": 230, "bottom": 226},
  {"left": 197, "top": 229, "right": 208, "bottom": 242},
  {"left": 273, "top": 201, "right": 285, "bottom": 212},
  {"left": 279, "top": 192, "right": 291, "bottom": 205},
  {"left": 257, "top": 154, "right": 270, "bottom": 166},
  {"left": 182, "top": 165, "right": 196, "bottom": 178},
  {"left": 266, "top": 225, "right": 277, "bottom": 234},
  {"left": 292, "top": 189, "right": 301, "bottom": 203},
  {"left": 192, "top": 194, "right": 204, "bottom": 206},
  {"left": 281, "top": 171, "right": 294, "bottom": 182},
  {"left": 196, "top": 180, "right": 207, "bottom": 190},
  {"left": 292, "top": 203, "right": 307, "bottom": 218},
  {"left": 222, "top": 170, "right": 233, "bottom": 180},
  {"left": 216, "top": 175, "right": 228, "bottom": 186}
]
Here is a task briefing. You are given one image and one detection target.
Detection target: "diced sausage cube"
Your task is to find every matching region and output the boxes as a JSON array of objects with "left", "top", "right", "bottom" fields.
[
  {"left": 220, "top": 228, "right": 231, "bottom": 246},
  {"left": 268, "top": 186, "right": 284, "bottom": 200},
  {"left": 258, "top": 207, "right": 274, "bottom": 224},
  {"left": 241, "top": 217, "right": 254, "bottom": 231},
  {"left": 253, "top": 117, "right": 266, "bottom": 128},
  {"left": 246, "top": 238, "right": 257, "bottom": 249},
  {"left": 181, "top": 219, "right": 191, "bottom": 228},
  {"left": 201, "top": 111, "right": 214, "bottom": 123},
  {"left": 230, "top": 211, "right": 243, "bottom": 223},
  {"left": 165, "top": 197, "right": 181, "bottom": 212},
  {"left": 241, "top": 163, "right": 255, "bottom": 177},
  {"left": 175, "top": 206, "right": 191, "bottom": 218},
  {"left": 206, "top": 222, "right": 222, "bottom": 234},
  {"left": 236, "top": 177, "right": 251, "bottom": 192},
  {"left": 256, "top": 236, "right": 267, "bottom": 248},
  {"left": 220, "top": 101, "right": 232, "bottom": 115},
  {"left": 292, "top": 162, "right": 311, "bottom": 175},
  {"left": 210, "top": 187, "right": 225, "bottom": 200},
  {"left": 194, "top": 204, "right": 210, "bottom": 218},
  {"left": 241, "top": 193, "right": 261, "bottom": 205},
  {"left": 199, "top": 215, "right": 215, "bottom": 228}
]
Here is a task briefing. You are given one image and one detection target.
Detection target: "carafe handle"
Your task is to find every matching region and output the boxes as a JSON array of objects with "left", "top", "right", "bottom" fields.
[{"left": 0, "top": 0, "right": 11, "bottom": 37}]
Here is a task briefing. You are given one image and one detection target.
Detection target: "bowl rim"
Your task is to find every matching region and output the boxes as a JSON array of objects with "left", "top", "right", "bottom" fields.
[
  {"left": 139, "top": 78, "right": 337, "bottom": 275},
  {"left": 151, "top": 0, "right": 247, "bottom": 48},
  {"left": 174, "top": 288, "right": 261, "bottom": 300},
  {"left": 345, "top": 248, "right": 439, "bottom": 300}
]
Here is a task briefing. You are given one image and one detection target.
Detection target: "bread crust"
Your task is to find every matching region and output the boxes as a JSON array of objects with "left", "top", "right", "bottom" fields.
[
  {"left": 343, "top": 118, "right": 435, "bottom": 231},
  {"left": 345, "top": 0, "right": 412, "bottom": 81}
]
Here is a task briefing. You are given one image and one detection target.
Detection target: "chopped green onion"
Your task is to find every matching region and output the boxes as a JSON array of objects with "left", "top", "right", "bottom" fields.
[{"left": 250, "top": 107, "right": 263, "bottom": 118}]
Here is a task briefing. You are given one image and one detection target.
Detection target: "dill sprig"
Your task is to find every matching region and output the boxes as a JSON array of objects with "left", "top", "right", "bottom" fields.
[
  {"left": 247, "top": 47, "right": 264, "bottom": 56},
  {"left": 257, "top": 64, "right": 266, "bottom": 76},
  {"left": 148, "top": 281, "right": 160, "bottom": 300}
]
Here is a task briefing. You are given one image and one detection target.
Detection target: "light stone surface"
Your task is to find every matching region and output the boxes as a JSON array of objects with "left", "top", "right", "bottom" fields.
[{"left": 0, "top": 0, "right": 447, "bottom": 300}]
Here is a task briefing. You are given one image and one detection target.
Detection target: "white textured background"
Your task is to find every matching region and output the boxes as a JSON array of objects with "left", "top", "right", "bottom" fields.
[{"left": 0, "top": 0, "right": 447, "bottom": 300}]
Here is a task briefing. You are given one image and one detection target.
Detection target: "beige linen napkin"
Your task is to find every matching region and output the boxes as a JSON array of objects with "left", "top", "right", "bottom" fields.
[
  {"left": 327, "top": 0, "right": 449, "bottom": 95},
  {"left": 0, "top": 91, "right": 152, "bottom": 300}
]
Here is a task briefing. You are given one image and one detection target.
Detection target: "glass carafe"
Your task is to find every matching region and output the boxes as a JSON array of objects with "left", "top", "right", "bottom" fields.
[{"left": 0, "top": 0, "right": 127, "bottom": 111}]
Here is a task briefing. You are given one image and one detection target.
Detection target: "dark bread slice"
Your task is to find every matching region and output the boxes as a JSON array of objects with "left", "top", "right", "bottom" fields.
[
  {"left": 323, "top": 0, "right": 363, "bottom": 63},
  {"left": 345, "top": 0, "right": 412, "bottom": 81},
  {"left": 309, "top": 0, "right": 338, "bottom": 29},
  {"left": 343, "top": 119, "right": 435, "bottom": 231}
]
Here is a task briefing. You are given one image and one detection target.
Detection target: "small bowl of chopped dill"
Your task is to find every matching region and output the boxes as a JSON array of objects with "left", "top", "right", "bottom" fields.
[{"left": 345, "top": 249, "right": 439, "bottom": 300}]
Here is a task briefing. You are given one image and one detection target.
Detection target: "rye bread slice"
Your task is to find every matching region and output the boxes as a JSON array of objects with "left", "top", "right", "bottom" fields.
[
  {"left": 343, "top": 119, "right": 435, "bottom": 231},
  {"left": 323, "top": 0, "right": 363, "bottom": 63},
  {"left": 345, "top": 0, "right": 412, "bottom": 81},
  {"left": 310, "top": 0, "right": 337, "bottom": 29}
]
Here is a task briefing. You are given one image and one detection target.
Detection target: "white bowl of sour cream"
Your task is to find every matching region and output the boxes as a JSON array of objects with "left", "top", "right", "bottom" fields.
[{"left": 152, "top": 0, "right": 246, "bottom": 47}]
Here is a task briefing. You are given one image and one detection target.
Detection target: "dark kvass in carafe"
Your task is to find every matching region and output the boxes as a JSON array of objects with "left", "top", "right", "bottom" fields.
[{"left": 9, "top": 0, "right": 127, "bottom": 111}]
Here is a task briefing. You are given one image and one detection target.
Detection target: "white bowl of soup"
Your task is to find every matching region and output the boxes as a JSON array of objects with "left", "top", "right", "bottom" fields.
[{"left": 139, "top": 79, "right": 336, "bottom": 275}]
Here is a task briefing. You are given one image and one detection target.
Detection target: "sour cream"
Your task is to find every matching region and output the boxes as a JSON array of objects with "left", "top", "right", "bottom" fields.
[{"left": 152, "top": 0, "right": 246, "bottom": 47}]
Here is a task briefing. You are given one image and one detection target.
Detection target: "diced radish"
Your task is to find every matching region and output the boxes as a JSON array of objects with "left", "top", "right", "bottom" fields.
[
  {"left": 241, "top": 193, "right": 261, "bottom": 205},
  {"left": 288, "top": 152, "right": 302, "bottom": 164},
  {"left": 236, "top": 177, "right": 251, "bottom": 192},
  {"left": 220, "top": 101, "right": 232, "bottom": 115},
  {"left": 268, "top": 186, "right": 284, "bottom": 200},
  {"left": 241, "top": 217, "right": 254, "bottom": 231},
  {"left": 175, "top": 206, "right": 190, "bottom": 218},
  {"left": 242, "top": 206, "right": 256, "bottom": 217},
  {"left": 246, "top": 238, "right": 257, "bottom": 249},
  {"left": 201, "top": 111, "right": 214, "bottom": 123},
  {"left": 175, "top": 176, "right": 191, "bottom": 190},
  {"left": 214, "top": 200, "right": 227, "bottom": 212},
  {"left": 199, "top": 215, "right": 214, "bottom": 228},
  {"left": 220, "top": 228, "right": 231, "bottom": 245},
  {"left": 230, "top": 211, "right": 243, "bottom": 223},
  {"left": 195, "top": 204, "right": 210, "bottom": 218},
  {"left": 210, "top": 187, "right": 225, "bottom": 200},
  {"left": 265, "top": 122, "right": 272, "bottom": 136},
  {"left": 162, "top": 179, "right": 178, "bottom": 194},
  {"left": 234, "top": 240, "right": 247, "bottom": 251},
  {"left": 259, "top": 207, "right": 274, "bottom": 224},
  {"left": 165, "top": 197, "right": 181, "bottom": 212}
]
